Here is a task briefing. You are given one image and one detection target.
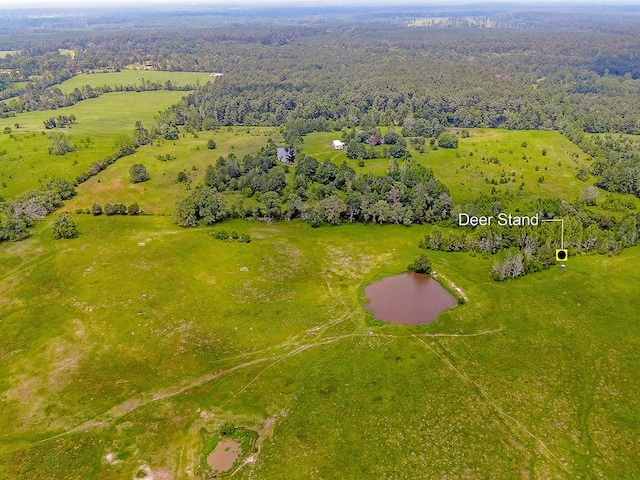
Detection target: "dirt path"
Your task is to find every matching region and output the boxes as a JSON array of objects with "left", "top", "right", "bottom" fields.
[{"left": 432, "top": 270, "right": 468, "bottom": 301}]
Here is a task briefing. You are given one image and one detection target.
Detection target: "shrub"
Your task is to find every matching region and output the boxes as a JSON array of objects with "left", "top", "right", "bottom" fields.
[
  {"left": 92, "top": 203, "right": 103, "bottom": 215},
  {"left": 128, "top": 203, "right": 141, "bottom": 215},
  {"left": 213, "top": 230, "right": 229, "bottom": 240},
  {"left": 104, "top": 203, "right": 127, "bottom": 215},
  {"left": 207, "top": 139, "right": 217, "bottom": 149},
  {"left": 48, "top": 132, "right": 76, "bottom": 155},
  {"left": 52, "top": 212, "right": 78, "bottom": 239},
  {"left": 220, "top": 422, "right": 236, "bottom": 436},
  {"left": 491, "top": 250, "right": 524, "bottom": 281},
  {"left": 129, "top": 164, "right": 150, "bottom": 183},
  {"left": 437, "top": 132, "right": 458, "bottom": 149},
  {"left": 407, "top": 254, "right": 431, "bottom": 274},
  {"left": 176, "top": 171, "right": 188, "bottom": 183}
]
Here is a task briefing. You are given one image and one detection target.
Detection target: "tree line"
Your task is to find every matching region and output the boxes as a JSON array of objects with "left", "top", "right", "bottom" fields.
[{"left": 419, "top": 198, "right": 639, "bottom": 281}]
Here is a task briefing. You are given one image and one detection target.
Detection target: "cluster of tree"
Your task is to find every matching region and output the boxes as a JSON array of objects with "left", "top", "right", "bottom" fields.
[
  {"left": 103, "top": 203, "right": 132, "bottom": 215},
  {"left": 2, "top": 84, "right": 99, "bottom": 117},
  {"left": 75, "top": 202, "right": 140, "bottom": 215},
  {"left": 75, "top": 125, "right": 145, "bottom": 185},
  {"left": 419, "top": 198, "right": 640, "bottom": 280},
  {"left": 343, "top": 128, "right": 409, "bottom": 160},
  {"left": 204, "top": 140, "right": 287, "bottom": 196},
  {"left": 189, "top": 140, "right": 451, "bottom": 227},
  {"left": 3, "top": 122, "right": 145, "bottom": 244},
  {"left": 5, "top": 12, "right": 640, "bottom": 138},
  {"left": 1, "top": 80, "right": 201, "bottom": 118},
  {"left": 6, "top": 11, "right": 640, "bottom": 131},
  {"left": 173, "top": 187, "right": 229, "bottom": 227},
  {"left": 288, "top": 156, "right": 452, "bottom": 227},
  {"left": 563, "top": 127, "right": 640, "bottom": 198},
  {"left": 44, "top": 114, "right": 76, "bottom": 129},
  {"left": 142, "top": 23, "right": 640, "bottom": 140},
  {"left": 0, "top": 178, "right": 76, "bottom": 243}
]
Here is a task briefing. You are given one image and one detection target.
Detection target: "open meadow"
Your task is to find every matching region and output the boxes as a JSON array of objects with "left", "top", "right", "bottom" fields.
[
  {"left": 57, "top": 71, "right": 214, "bottom": 94},
  {"left": 1, "top": 105, "right": 640, "bottom": 478},
  {"left": 304, "top": 129, "right": 639, "bottom": 212},
  {"left": 0, "top": 91, "right": 190, "bottom": 200},
  {"left": 0, "top": 213, "right": 639, "bottom": 479},
  {"left": 4, "top": 7, "right": 640, "bottom": 477}
]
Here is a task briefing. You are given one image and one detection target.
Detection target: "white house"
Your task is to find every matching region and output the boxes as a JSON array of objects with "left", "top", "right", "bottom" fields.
[{"left": 332, "top": 140, "right": 345, "bottom": 150}]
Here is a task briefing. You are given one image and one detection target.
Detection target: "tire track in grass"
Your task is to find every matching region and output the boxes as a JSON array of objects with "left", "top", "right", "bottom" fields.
[
  {"left": 6, "top": 327, "right": 356, "bottom": 453},
  {"left": 408, "top": 330, "right": 573, "bottom": 478},
  {"left": 7, "top": 326, "right": 504, "bottom": 456}
]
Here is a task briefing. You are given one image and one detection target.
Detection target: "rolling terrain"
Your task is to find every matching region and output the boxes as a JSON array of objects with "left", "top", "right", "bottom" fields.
[{"left": 1, "top": 98, "right": 639, "bottom": 478}]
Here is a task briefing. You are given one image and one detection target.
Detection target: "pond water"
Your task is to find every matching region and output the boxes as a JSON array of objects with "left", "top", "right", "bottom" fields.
[
  {"left": 364, "top": 272, "right": 457, "bottom": 324},
  {"left": 207, "top": 439, "right": 241, "bottom": 473}
]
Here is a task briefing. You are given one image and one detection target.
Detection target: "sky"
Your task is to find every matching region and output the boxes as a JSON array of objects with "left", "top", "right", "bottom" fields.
[{"left": 2, "top": 0, "right": 640, "bottom": 7}]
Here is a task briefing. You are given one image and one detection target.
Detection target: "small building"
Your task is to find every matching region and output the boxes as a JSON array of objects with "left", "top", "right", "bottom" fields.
[
  {"left": 277, "top": 147, "right": 294, "bottom": 164},
  {"left": 332, "top": 140, "right": 345, "bottom": 150}
]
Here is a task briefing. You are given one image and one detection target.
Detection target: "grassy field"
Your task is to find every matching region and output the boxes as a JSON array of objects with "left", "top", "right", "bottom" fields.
[
  {"left": 303, "top": 129, "right": 640, "bottom": 212},
  {"left": 0, "top": 213, "right": 639, "bottom": 479},
  {"left": 64, "top": 127, "right": 282, "bottom": 215},
  {"left": 1, "top": 118, "right": 640, "bottom": 478},
  {"left": 0, "top": 91, "right": 189, "bottom": 200},
  {"left": 303, "top": 129, "right": 639, "bottom": 214},
  {"left": 57, "top": 71, "right": 213, "bottom": 94}
]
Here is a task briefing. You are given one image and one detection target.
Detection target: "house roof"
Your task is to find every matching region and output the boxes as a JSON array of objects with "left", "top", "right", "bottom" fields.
[{"left": 277, "top": 147, "right": 292, "bottom": 163}]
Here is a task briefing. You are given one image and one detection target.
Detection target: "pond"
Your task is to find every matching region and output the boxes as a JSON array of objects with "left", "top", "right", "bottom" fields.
[
  {"left": 364, "top": 272, "right": 457, "bottom": 325},
  {"left": 207, "top": 439, "right": 241, "bottom": 473}
]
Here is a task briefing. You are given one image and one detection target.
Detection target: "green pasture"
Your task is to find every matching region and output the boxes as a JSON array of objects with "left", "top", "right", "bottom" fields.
[
  {"left": 427, "top": 129, "right": 590, "bottom": 206},
  {"left": 57, "top": 71, "right": 213, "bottom": 94},
  {"left": 302, "top": 128, "right": 639, "bottom": 212},
  {"left": 0, "top": 91, "right": 188, "bottom": 200},
  {"left": 64, "top": 127, "right": 282, "bottom": 215},
  {"left": 0, "top": 213, "right": 639, "bottom": 478},
  {"left": 2, "top": 121, "right": 639, "bottom": 477}
]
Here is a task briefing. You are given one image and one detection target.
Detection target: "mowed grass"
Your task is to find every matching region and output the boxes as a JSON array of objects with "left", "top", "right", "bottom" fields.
[
  {"left": 0, "top": 91, "right": 188, "bottom": 200},
  {"left": 57, "top": 71, "right": 213, "bottom": 94},
  {"left": 0, "top": 210, "right": 639, "bottom": 478}
]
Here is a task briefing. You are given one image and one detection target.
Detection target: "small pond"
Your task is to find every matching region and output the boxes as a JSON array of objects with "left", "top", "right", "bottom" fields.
[
  {"left": 207, "top": 439, "right": 241, "bottom": 473},
  {"left": 364, "top": 272, "right": 457, "bottom": 325}
]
